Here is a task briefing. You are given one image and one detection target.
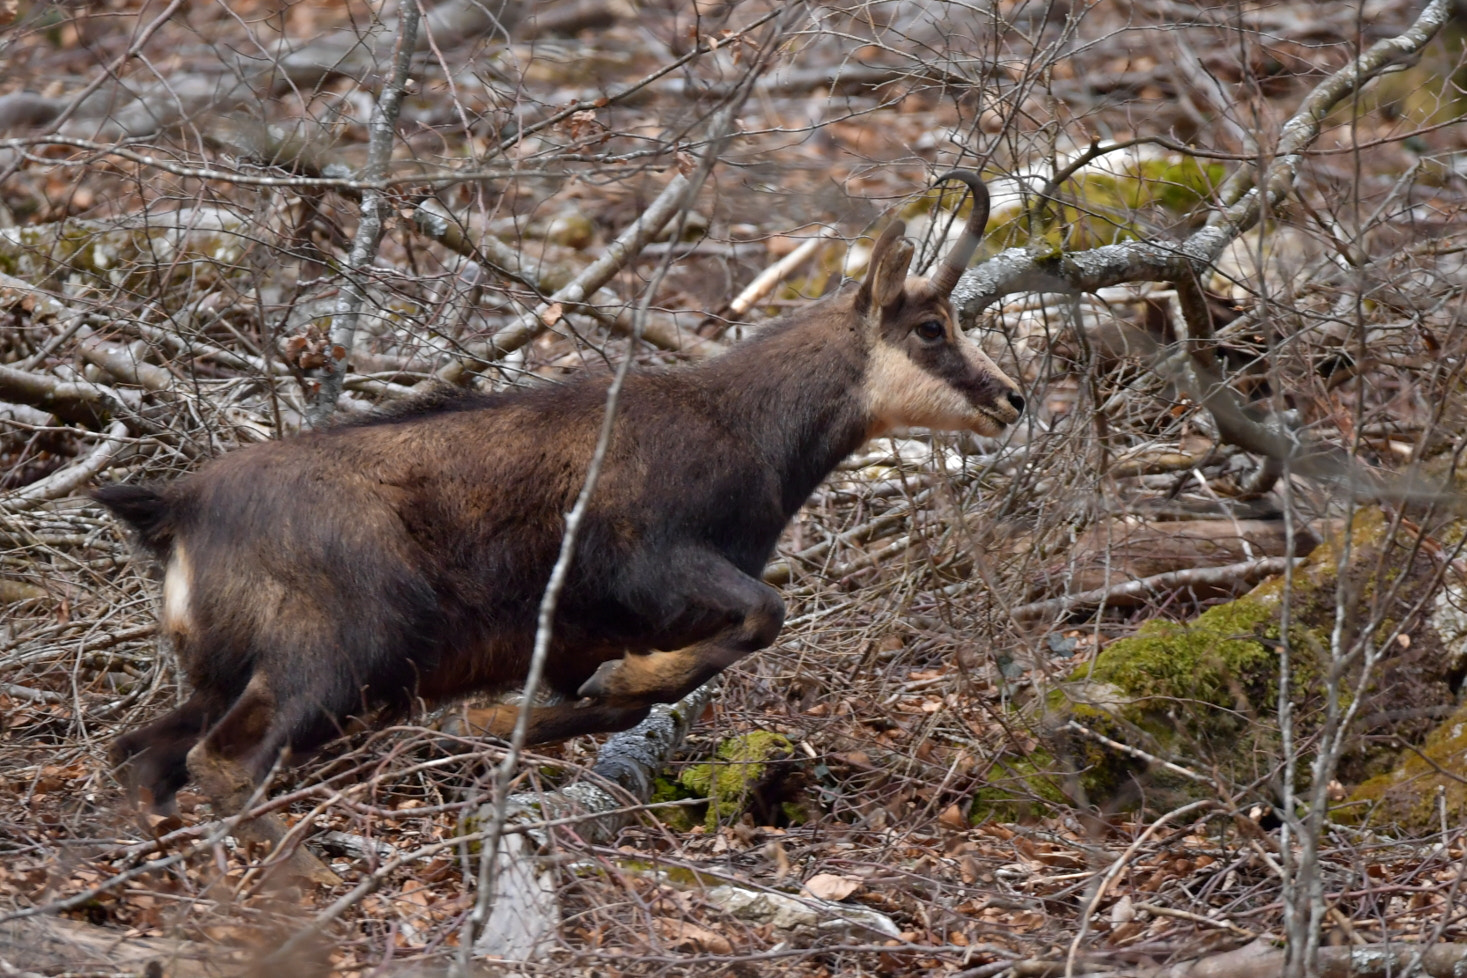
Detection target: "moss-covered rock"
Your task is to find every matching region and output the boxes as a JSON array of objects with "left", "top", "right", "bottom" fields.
[
  {"left": 678, "top": 731, "right": 796, "bottom": 829},
  {"left": 982, "top": 508, "right": 1464, "bottom": 822},
  {"left": 1345, "top": 698, "right": 1467, "bottom": 829},
  {"left": 969, "top": 748, "right": 1074, "bottom": 823},
  {"left": 1043, "top": 584, "right": 1316, "bottom": 811},
  {"left": 649, "top": 775, "right": 699, "bottom": 832},
  {"left": 882, "top": 156, "right": 1223, "bottom": 266},
  {"left": 1339, "top": 569, "right": 1467, "bottom": 831}
]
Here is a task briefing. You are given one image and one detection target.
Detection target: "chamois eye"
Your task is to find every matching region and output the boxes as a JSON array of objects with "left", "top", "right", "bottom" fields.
[{"left": 915, "top": 320, "right": 945, "bottom": 342}]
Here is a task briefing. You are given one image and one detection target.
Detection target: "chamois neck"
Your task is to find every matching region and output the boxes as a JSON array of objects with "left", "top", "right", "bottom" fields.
[{"left": 697, "top": 316, "right": 871, "bottom": 518}]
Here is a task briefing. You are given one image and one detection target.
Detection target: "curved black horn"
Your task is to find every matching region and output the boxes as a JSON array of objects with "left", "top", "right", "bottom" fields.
[{"left": 928, "top": 170, "right": 990, "bottom": 297}]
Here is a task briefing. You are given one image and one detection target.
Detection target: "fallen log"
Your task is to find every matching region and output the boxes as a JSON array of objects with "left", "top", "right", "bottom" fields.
[
  {"left": 1012, "top": 556, "right": 1301, "bottom": 621},
  {"left": 472, "top": 679, "right": 720, "bottom": 961},
  {"left": 1145, "top": 939, "right": 1467, "bottom": 978},
  {"left": 0, "top": 913, "right": 241, "bottom": 977},
  {"left": 1030, "top": 517, "right": 1320, "bottom": 602}
]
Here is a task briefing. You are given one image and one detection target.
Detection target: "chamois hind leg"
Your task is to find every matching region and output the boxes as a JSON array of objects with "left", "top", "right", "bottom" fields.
[
  {"left": 185, "top": 672, "right": 343, "bottom": 886},
  {"left": 578, "top": 552, "right": 785, "bottom": 708},
  {"left": 112, "top": 691, "right": 218, "bottom": 814},
  {"left": 446, "top": 700, "right": 652, "bottom": 746}
]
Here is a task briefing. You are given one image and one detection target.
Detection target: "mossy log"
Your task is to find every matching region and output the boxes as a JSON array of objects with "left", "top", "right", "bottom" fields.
[
  {"left": 471, "top": 680, "right": 718, "bottom": 961},
  {"left": 673, "top": 730, "right": 796, "bottom": 829}
]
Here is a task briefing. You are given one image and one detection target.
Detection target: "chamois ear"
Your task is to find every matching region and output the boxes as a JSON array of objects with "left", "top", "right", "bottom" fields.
[{"left": 857, "top": 221, "right": 914, "bottom": 316}]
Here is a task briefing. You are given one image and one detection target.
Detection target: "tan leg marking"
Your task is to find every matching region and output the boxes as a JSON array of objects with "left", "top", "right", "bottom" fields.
[
  {"left": 577, "top": 649, "right": 708, "bottom": 706},
  {"left": 442, "top": 700, "right": 652, "bottom": 746}
]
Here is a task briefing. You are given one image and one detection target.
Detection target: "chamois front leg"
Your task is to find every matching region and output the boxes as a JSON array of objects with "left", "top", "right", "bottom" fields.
[{"left": 577, "top": 553, "right": 785, "bottom": 708}]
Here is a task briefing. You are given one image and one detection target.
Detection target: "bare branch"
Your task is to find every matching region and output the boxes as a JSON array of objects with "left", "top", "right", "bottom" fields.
[
  {"left": 0, "top": 362, "right": 124, "bottom": 429},
  {"left": 436, "top": 170, "right": 699, "bottom": 374},
  {"left": 1145, "top": 940, "right": 1467, "bottom": 978},
  {"left": 413, "top": 198, "right": 723, "bottom": 361},
  {"left": 306, "top": 2, "right": 421, "bottom": 425},
  {"left": 952, "top": 0, "right": 1450, "bottom": 320},
  {"left": 1010, "top": 556, "right": 1299, "bottom": 621},
  {"left": 0, "top": 420, "right": 130, "bottom": 513}
]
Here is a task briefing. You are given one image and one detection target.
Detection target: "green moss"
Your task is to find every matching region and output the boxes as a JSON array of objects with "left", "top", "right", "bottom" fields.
[
  {"left": 1002, "top": 512, "right": 1428, "bottom": 816},
  {"left": 649, "top": 775, "right": 699, "bottom": 832},
  {"left": 780, "top": 800, "right": 812, "bottom": 825},
  {"left": 570, "top": 859, "right": 722, "bottom": 888},
  {"left": 1140, "top": 158, "right": 1229, "bottom": 212},
  {"left": 969, "top": 748, "right": 1073, "bottom": 822},
  {"left": 900, "top": 180, "right": 992, "bottom": 225},
  {"left": 863, "top": 160, "right": 1219, "bottom": 279},
  {"left": 1026, "top": 505, "right": 1467, "bottom": 823},
  {"left": 1344, "top": 700, "right": 1467, "bottom": 832},
  {"left": 894, "top": 177, "right": 1003, "bottom": 258},
  {"left": 1055, "top": 587, "right": 1310, "bottom": 764},
  {"left": 679, "top": 731, "right": 793, "bottom": 829},
  {"left": 1088, "top": 596, "right": 1280, "bottom": 705},
  {"left": 1337, "top": 27, "right": 1467, "bottom": 128},
  {"left": 994, "top": 156, "right": 1226, "bottom": 252}
]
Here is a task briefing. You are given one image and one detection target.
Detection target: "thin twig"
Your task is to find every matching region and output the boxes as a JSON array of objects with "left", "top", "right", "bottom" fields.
[
  {"left": 412, "top": 198, "right": 723, "bottom": 359},
  {"left": 1066, "top": 800, "right": 1217, "bottom": 977},
  {"left": 726, "top": 226, "right": 838, "bottom": 320},
  {"left": 452, "top": 172, "right": 693, "bottom": 368}
]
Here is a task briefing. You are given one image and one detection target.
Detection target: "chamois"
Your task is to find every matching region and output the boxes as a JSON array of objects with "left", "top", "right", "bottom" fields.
[{"left": 96, "top": 171, "right": 1023, "bottom": 836}]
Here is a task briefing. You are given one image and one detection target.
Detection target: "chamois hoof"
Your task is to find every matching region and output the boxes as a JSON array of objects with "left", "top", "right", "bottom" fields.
[
  {"left": 576, "top": 658, "right": 623, "bottom": 702},
  {"left": 288, "top": 845, "right": 345, "bottom": 888},
  {"left": 238, "top": 809, "right": 343, "bottom": 887}
]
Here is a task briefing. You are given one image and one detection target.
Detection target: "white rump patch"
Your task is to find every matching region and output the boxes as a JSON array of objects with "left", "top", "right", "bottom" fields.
[{"left": 162, "top": 544, "right": 194, "bottom": 638}]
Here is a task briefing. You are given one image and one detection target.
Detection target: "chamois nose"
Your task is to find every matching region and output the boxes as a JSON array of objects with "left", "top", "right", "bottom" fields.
[{"left": 1006, "top": 390, "right": 1026, "bottom": 416}]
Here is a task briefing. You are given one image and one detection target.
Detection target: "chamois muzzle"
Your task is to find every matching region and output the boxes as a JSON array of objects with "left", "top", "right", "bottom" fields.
[{"left": 928, "top": 171, "right": 990, "bottom": 297}]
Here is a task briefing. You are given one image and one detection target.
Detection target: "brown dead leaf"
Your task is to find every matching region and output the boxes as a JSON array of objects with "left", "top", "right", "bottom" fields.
[
  {"left": 655, "top": 917, "right": 733, "bottom": 954},
  {"left": 147, "top": 812, "right": 183, "bottom": 836},
  {"left": 803, "top": 872, "right": 862, "bottom": 901},
  {"left": 1111, "top": 919, "right": 1147, "bottom": 943}
]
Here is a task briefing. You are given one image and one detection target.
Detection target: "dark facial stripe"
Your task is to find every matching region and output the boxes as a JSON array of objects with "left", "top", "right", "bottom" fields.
[{"left": 905, "top": 335, "right": 1006, "bottom": 411}]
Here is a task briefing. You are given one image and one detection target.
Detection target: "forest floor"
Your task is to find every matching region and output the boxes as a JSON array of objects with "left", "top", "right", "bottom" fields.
[{"left": 3, "top": 1, "right": 1467, "bottom": 975}]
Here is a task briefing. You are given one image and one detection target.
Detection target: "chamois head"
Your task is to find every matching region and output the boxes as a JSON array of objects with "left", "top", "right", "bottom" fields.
[{"left": 855, "top": 171, "right": 1023, "bottom": 439}]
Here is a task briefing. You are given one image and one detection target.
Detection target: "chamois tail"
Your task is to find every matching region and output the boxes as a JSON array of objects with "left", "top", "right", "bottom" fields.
[{"left": 92, "top": 484, "right": 176, "bottom": 556}]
